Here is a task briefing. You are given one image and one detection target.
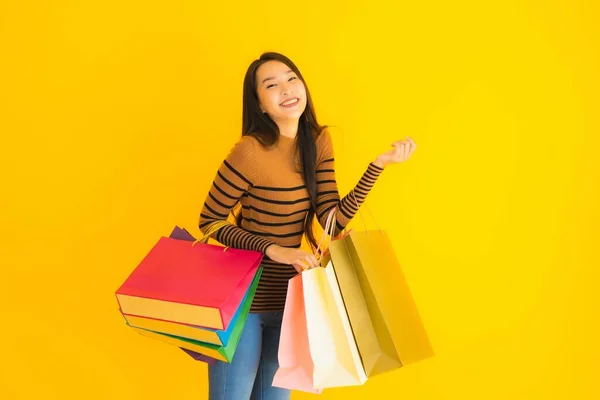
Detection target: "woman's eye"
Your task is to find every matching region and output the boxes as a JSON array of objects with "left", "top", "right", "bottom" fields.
[{"left": 289, "top": 76, "right": 297, "bottom": 81}]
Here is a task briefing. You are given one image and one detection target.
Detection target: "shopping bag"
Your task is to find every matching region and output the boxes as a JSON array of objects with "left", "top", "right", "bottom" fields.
[
  {"left": 164, "top": 226, "right": 217, "bottom": 364},
  {"left": 330, "top": 217, "right": 434, "bottom": 376},
  {"left": 128, "top": 265, "right": 262, "bottom": 363},
  {"left": 303, "top": 262, "right": 367, "bottom": 389},
  {"left": 123, "top": 226, "right": 241, "bottom": 347},
  {"left": 181, "top": 347, "right": 216, "bottom": 363},
  {"left": 273, "top": 211, "right": 366, "bottom": 392},
  {"left": 272, "top": 275, "right": 323, "bottom": 394},
  {"left": 146, "top": 226, "right": 215, "bottom": 364},
  {"left": 115, "top": 221, "right": 263, "bottom": 331},
  {"left": 326, "top": 237, "right": 382, "bottom": 375}
]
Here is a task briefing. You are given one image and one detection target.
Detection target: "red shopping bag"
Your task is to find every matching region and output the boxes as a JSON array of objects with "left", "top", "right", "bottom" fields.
[
  {"left": 115, "top": 223, "right": 263, "bottom": 331},
  {"left": 168, "top": 226, "right": 217, "bottom": 365}
]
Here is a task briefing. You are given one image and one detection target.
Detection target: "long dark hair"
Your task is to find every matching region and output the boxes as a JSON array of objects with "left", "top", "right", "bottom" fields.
[{"left": 236, "top": 52, "right": 326, "bottom": 252}]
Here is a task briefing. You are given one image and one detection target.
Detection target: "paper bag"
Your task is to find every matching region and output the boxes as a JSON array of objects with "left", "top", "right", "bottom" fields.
[
  {"left": 303, "top": 262, "right": 367, "bottom": 389},
  {"left": 331, "top": 229, "right": 434, "bottom": 376}
]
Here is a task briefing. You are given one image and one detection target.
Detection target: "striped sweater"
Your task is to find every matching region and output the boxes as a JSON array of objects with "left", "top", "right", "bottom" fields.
[{"left": 199, "top": 129, "right": 384, "bottom": 312}]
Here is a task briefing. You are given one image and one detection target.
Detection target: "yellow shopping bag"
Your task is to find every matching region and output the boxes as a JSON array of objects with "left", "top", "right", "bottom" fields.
[{"left": 325, "top": 207, "right": 434, "bottom": 377}]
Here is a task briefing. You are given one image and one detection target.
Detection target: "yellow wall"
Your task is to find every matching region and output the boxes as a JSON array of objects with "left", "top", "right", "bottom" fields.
[{"left": 1, "top": 0, "right": 599, "bottom": 399}]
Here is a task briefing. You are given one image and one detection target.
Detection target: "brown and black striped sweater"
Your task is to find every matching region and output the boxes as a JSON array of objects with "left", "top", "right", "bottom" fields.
[{"left": 199, "top": 130, "right": 384, "bottom": 312}]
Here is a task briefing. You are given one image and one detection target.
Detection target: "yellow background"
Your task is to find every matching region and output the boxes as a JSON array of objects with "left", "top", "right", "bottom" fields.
[{"left": 1, "top": 0, "right": 599, "bottom": 399}]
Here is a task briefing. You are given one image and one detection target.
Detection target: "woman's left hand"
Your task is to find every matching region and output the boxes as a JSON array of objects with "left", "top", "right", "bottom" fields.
[{"left": 373, "top": 136, "right": 417, "bottom": 168}]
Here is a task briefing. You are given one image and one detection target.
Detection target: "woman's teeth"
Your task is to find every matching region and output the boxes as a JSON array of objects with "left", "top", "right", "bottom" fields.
[{"left": 281, "top": 99, "right": 299, "bottom": 106}]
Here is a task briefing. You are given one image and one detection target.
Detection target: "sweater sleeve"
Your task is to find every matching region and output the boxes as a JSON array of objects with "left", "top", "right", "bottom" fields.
[
  {"left": 199, "top": 136, "right": 275, "bottom": 253},
  {"left": 314, "top": 130, "right": 385, "bottom": 235}
]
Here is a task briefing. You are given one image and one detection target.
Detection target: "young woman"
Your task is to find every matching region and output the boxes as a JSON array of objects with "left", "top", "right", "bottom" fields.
[{"left": 199, "top": 52, "right": 416, "bottom": 400}]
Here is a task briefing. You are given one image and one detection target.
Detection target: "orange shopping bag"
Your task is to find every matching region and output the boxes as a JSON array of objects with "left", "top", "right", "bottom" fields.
[{"left": 271, "top": 275, "right": 323, "bottom": 394}]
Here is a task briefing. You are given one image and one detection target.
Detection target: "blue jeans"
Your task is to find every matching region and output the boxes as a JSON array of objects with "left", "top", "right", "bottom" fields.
[{"left": 208, "top": 311, "right": 290, "bottom": 400}]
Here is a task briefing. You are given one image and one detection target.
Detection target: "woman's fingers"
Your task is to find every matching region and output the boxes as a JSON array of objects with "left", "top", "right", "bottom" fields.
[
  {"left": 408, "top": 138, "right": 417, "bottom": 157},
  {"left": 303, "top": 255, "right": 319, "bottom": 269},
  {"left": 405, "top": 136, "right": 416, "bottom": 158},
  {"left": 292, "top": 259, "right": 307, "bottom": 273},
  {"left": 293, "top": 253, "right": 321, "bottom": 273},
  {"left": 311, "top": 255, "right": 320, "bottom": 268},
  {"left": 391, "top": 140, "right": 413, "bottom": 161}
]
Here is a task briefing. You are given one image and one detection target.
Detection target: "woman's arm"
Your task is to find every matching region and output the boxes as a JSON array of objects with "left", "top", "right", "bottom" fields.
[
  {"left": 315, "top": 156, "right": 384, "bottom": 236},
  {"left": 314, "top": 131, "right": 417, "bottom": 236},
  {"left": 198, "top": 136, "right": 275, "bottom": 254}
]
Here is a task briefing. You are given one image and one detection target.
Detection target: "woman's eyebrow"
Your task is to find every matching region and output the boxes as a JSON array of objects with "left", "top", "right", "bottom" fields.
[{"left": 262, "top": 70, "right": 294, "bottom": 84}]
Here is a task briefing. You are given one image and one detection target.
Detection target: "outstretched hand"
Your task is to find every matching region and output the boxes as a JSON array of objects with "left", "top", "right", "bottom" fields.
[{"left": 373, "top": 136, "right": 417, "bottom": 168}]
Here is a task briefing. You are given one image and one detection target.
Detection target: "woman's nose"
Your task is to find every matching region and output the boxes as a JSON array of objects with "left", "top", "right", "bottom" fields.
[{"left": 281, "top": 82, "right": 293, "bottom": 96}]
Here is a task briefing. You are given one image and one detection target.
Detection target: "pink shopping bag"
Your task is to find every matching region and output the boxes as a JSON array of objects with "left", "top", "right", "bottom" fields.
[{"left": 272, "top": 275, "right": 323, "bottom": 394}]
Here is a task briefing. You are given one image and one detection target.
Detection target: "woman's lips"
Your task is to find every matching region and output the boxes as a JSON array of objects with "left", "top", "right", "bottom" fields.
[{"left": 280, "top": 98, "right": 300, "bottom": 108}]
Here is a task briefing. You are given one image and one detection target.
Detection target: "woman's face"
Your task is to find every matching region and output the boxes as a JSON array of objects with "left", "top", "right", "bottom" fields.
[{"left": 255, "top": 60, "right": 307, "bottom": 125}]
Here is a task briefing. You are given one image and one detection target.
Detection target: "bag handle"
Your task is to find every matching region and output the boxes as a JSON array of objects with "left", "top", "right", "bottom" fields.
[
  {"left": 315, "top": 208, "right": 338, "bottom": 260},
  {"left": 350, "top": 191, "right": 383, "bottom": 234},
  {"left": 192, "top": 220, "right": 231, "bottom": 250}
]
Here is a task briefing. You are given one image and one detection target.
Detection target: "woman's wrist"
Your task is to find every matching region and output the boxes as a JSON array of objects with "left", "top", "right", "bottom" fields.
[
  {"left": 373, "top": 157, "right": 386, "bottom": 169},
  {"left": 265, "top": 243, "right": 280, "bottom": 258}
]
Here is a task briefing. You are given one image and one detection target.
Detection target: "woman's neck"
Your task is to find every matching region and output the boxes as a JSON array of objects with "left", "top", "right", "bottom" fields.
[{"left": 276, "top": 120, "right": 299, "bottom": 139}]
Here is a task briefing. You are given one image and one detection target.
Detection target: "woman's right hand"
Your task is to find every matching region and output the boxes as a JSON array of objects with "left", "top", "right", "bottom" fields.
[{"left": 265, "top": 244, "right": 320, "bottom": 273}]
